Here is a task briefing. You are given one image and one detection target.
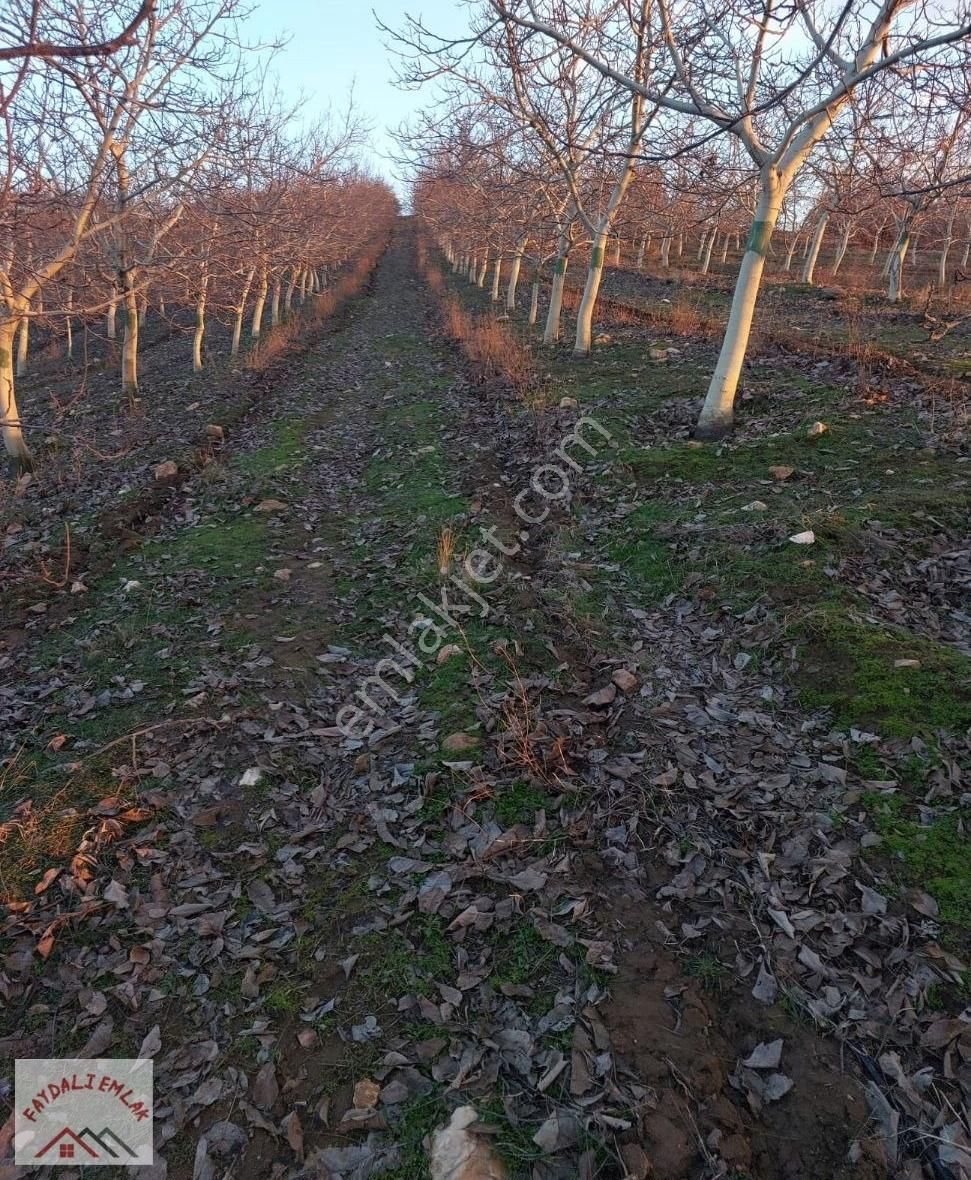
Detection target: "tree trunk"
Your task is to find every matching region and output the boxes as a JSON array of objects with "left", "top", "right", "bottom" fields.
[
  {"left": 285, "top": 268, "right": 299, "bottom": 314},
  {"left": 490, "top": 257, "right": 501, "bottom": 302},
  {"left": 784, "top": 233, "right": 800, "bottom": 271},
  {"left": 962, "top": 239, "right": 971, "bottom": 269},
  {"left": 938, "top": 207, "right": 957, "bottom": 288},
  {"left": 802, "top": 212, "right": 829, "bottom": 285},
  {"left": 677, "top": 232, "right": 683, "bottom": 257},
  {"left": 468, "top": 254, "right": 478, "bottom": 285},
  {"left": 636, "top": 235, "right": 647, "bottom": 268},
  {"left": 612, "top": 238, "right": 621, "bottom": 266},
  {"left": 699, "top": 229, "right": 717, "bottom": 275},
  {"left": 887, "top": 231, "right": 911, "bottom": 303},
  {"left": 251, "top": 269, "right": 269, "bottom": 337},
  {"left": 121, "top": 275, "right": 139, "bottom": 394},
  {"left": 528, "top": 279, "right": 540, "bottom": 326},
  {"left": 66, "top": 290, "right": 73, "bottom": 360},
  {"left": 15, "top": 313, "right": 28, "bottom": 377},
  {"left": 0, "top": 318, "right": 31, "bottom": 470},
  {"left": 477, "top": 250, "right": 489, "bottom": 288},
  {"left": 506, "top": 239, "right": 526, "bottom": 310},
  {"left": 232, "top": 267, "right": 256, "bottom": 356},
  {"left": 544, "top": 250, "right": 569, "bottom": 345},
  {"left": 107, "top": 287, "right": 118, "bottom": 340},
  {"left": 660, "top": 234, "right": 671, "bottom": 267},
  {"left": 697, "top": 229, "right": 708, "bottom": 261},
  {"left": 270, "top": 277, "right": 281, "bottom": 327},
  {"left": 720, "top": 234, "right": 730, "bottom": 263},
  {"left": 832, "top": 222, "right": 852, "bottom": 275},
  {"left": 696, "top": 177, "right": 782, "bottom": 439},
  {"left": 193, "top": 273, "right": 208, "bottom": 372},
  {"left": 574, "top": 233, "right": 608, "bottom": 355}
]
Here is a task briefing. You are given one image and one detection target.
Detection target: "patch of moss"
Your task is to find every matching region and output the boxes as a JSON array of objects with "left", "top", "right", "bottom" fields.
[
  {"left": 864, "top": 792, "right": 971, "bottom": 927},
  {"left": 493, "top": 780, "right": 551, "bottom": 827},
  {"left": 796, "top": 608, "right": 971, "bottom": 738}
]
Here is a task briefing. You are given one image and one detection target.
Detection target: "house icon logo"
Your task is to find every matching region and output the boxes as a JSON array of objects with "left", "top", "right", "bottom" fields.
[
  {"left": 36, "top": 1125, "right": 139, "bottom": 1161},
  {"left": 14, "top": 1059, "right": 154, "bottom": 1167}
]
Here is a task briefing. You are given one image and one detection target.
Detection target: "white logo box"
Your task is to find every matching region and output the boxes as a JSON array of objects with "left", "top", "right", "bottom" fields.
[{"left": 15, "top": 1059, "right": 154, "bottom": 1167}]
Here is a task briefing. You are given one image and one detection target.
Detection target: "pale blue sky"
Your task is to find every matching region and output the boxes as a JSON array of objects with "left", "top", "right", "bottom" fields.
[{"left": 247, "top": 0, "right": 467, "bottom": 194}]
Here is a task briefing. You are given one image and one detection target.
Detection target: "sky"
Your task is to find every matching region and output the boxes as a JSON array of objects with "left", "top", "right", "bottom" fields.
[{"left": 246, "top": 0, "right": 468, "bottom": 197}]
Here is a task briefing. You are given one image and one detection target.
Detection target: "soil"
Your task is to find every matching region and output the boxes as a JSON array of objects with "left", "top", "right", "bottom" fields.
[{"left": 2, "top": 221, "right": 969, "bottom": 1180}]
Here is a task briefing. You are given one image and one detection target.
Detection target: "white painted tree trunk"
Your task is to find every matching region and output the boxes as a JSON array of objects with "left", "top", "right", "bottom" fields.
[
  {"left": 697, "top": 230, "right": 708, "bottom": 261},
  {"left": 232, "top": 267, "right": 256, "bottom": 356},
  {"left": 574, "top": 233, "right": 608, "bottom": 355},
  {"left": 544, "top": 251, "right": 568, "bottom": 345},
  {"left": 887, "top": 231, "right": 911, "bottom": 302},
  {"left": 193, "top": 273, "right": 208, "bottom": 372},
  {"left": 468, "top": 255, "right": 478, "bottom": 285},
  {"left": 677, "top": 232, "right": 683, "bottom": 257},
  {"left": 870, "top": 225, "right": 884, "bottom": 264},
  {"left": 636, "top": 235, "right": 647, "bottom": 268},
  {"left": 612, "top": 238, "right": 621, "bottom": 266},
  {"left": 832, "top": 222, "right": 852, "bottom": 275},
  {"left": 696, "top": 178, "right": 783, "bottom": 438},
  {"left": 107, "top": 288, "right": 118, "bottom": 340},
  {"left": 660, "top": 234, "right": 671, "bottom": 267},
  {"left": 121, "top": 277, "right": 139, "bottom": 394},
  {"left": 476, "top": 250, "right": 489, "bottom": 287},
  {"left": 802, "top": 212, "right": 829, "bottom": 285},
  {"left": 66, "top": 290, "right": 73, "bottom": 360},
  {"left": 490, "top": 257, "right": 501, "bottom": 302},
  {"left": 938, "top": 207, "right": 957, "bottom": 287},
  {"left": 15, "top": 314, "right": 28, "bottom": 376},
  {"left": 720, "top": 234, "right": 730, "bottom": 263},
  {"left": 285, "top": 269, "right": 298, "bottom": 314},
  {"left": 271, "top": 277, "right": 281, "bottom": 327},
  {"left": 528, "top": 279, "right": 539, "bottom": 325},
  {"left": 506, "top": 240, "right": 525, "bottom": 310},
  {"left": 962, "top": 239, "right": 971, "bottom": 269},
  {"left": 251, "top": 269, "right": 269, "bottom": 337},
  {"left": 784, "top": 234, "right": 800, "bottom": 271},
  {"left": 0, "top": 318, "right": 31, "bottom": 470},
  {"left": 699, "top": 229, "right": 717, "bottom": 275}
]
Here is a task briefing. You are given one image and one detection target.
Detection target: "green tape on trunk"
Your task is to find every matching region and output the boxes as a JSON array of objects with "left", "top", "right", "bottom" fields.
[
  {"left": 555, "top": 257, "right": 567, "bottom": 275},
  {"left": 591, "top": 246, "right": 604, "bottom": 269},
  {"left": 746, "top": 220, "right": 773, "bottom": 256}
]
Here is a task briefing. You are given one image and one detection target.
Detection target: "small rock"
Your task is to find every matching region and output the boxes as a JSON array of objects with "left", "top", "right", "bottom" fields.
[
  {"left": 611, "top": 669, "right": 638, "bottom": 692},
  {"left": 154, "top": 460, "right": 178, "bottom": 482},
  {"left": 206, "top": 423, "right": 225, "bottom": 442},
  {"left": 559, "top": 396, "right": 579, "bottom": 409},
  {"left": 239, "top": 767, "right": 263, "bottom": 787},
  {"left": 273, "top": 568, "right": 292, "bottom": 581},
  {"left": 437, "top": 644, "right": 462, "bottom": 665},
  {"left": 893, "top": 658, "right": 921, "bottom": 668},
  {"left": 788, "top": 530, "right": 815, "bottom": 545},
  {"left": 807, "top": 421, "right": 828, "bottom": 438},
  {"left": 442, "top": 732, "right": 480, "bottom": 752},
  {"left": 352, "top": 1078, "right": 380, "bottom": 1110},
  {"left": 583, "top": 683, "right": 617, "bottom": 707},
  {"left": 768, "top": 465, "right": 795, "bottom": 481},
  {"left": 742, "top": 500, "right": 768, "bottom": 512},
  {"left": 256, "top": 498, "right": 287, "bottom": 513},
  {"left": 594, "top": 333, "right": 611, "bottom": 345}
]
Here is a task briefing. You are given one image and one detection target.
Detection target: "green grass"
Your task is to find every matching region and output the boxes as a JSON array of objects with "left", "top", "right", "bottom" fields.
[
  {"left": 864, "top": 792, "right": 971, "bottom": 928},
  {"left": 493, "top": 780, "right": 551, "bottom": 827},
  {"left": 491, "top": 919, "right": 558, "bottom": 988},
  {"left": 233, "top": 418, "right": 307, "bottom": 476},
  {"left": 796, "top": 607, "right": 971, "bottom": 738}
]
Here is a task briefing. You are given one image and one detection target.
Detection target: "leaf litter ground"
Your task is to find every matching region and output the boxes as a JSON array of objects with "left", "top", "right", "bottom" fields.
[{"left": 1, "top": 223, "right": 970, "bottom": 1180}]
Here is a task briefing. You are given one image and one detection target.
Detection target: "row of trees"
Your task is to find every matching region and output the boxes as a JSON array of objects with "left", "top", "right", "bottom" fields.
[
  {"left": 396, "top": 0, "right": 971, "bottom": 437},
  {"left": 1, "top": 0, "right": 396, "bottom": 472}
]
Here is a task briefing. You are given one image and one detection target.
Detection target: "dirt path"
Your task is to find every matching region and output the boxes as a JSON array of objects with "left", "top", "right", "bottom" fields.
[{"left": 6, "top": 221, "right": 963, "bottom": 1179}]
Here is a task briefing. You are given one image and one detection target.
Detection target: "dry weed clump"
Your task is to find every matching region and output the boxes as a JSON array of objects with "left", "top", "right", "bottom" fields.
[
  {"left": 418, "top": 239, "right": 539, "bottom": 395},
  {"left": 245, "top": 239, "right": 387, "bottom": 372}
]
